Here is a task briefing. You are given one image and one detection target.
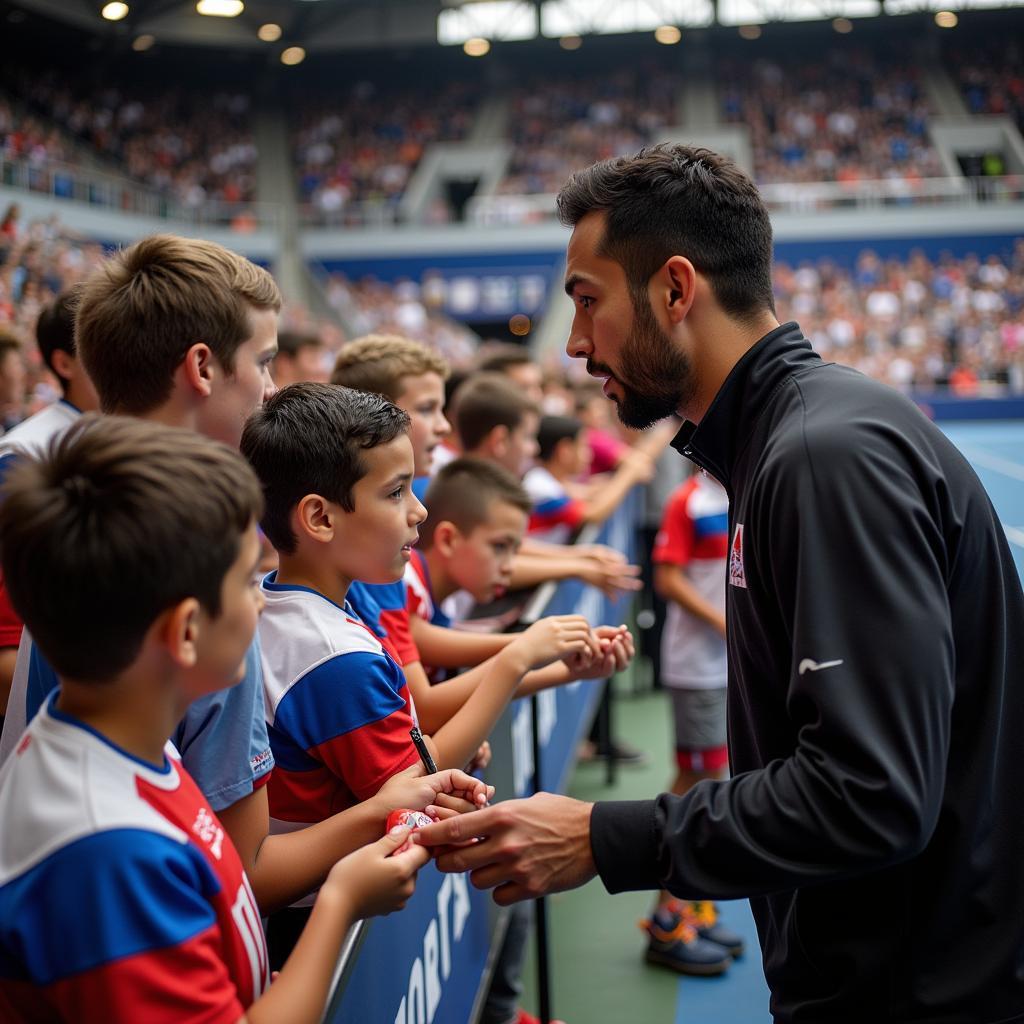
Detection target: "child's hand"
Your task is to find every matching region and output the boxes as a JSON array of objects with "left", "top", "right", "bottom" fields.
[
  {"left": 513, "top": 614, "right": 603, "bottom": 671},
  {"left": 465, "top": 741, "right": 491, "bottom": 773},
  {"left": 377, "top": 765, "right": 495, "bottom": 820},
  {"left": 576, "top": 557, "right": 643, "bottom": 598},
  {"left": 324, "top": 829, "right": 429, "bottom": 920},
  {"left": 562, "top": 624, "right": 635, "bottom": 682}
]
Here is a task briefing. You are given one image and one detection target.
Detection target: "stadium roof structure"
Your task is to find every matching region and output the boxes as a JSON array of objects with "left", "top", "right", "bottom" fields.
[{"left": 5, "top": 0, "right": 1023, "bottom": 55}]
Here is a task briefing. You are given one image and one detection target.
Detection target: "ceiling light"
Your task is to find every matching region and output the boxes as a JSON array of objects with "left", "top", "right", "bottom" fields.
[
  {"left": 559, "top": 34, "right": 582, "bottom": 50},
  {"left": 196, "top": 0, "right": 244, "bottom": 17},
  {"left": 258, "top": 22, "right": 282, "bottom": 41},
  {"left": 832, "top": 17, "right": 853, "bottom": 32},
  {"left": 280, "top": 46, "right": 306, "bottom": 65},
  {"left": 654, "top": 25, "right": 681, "bottom": 45},
  {"left": 132, "top": 33, "right": 155, "bottom": 50},
  {"left": 934, "top": 10, "right": 958, "bottom": 27},
  {"left": 463, "top": 37, "right": 491, "bottom": 56},
  {"left": 101, "top": 2, "right": 129, "bottom": 20},
  {"left": 738, "top": 24, "right": 761, "bottom": 38}
]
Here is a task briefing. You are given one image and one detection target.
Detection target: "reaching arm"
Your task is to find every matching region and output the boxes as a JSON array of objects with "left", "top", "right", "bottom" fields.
[
  {"left": 654, "top": 564, "right": 726, "bottom": 636},
  {"left": 409, "top": 616, "right": 515, "bottom": 670}
]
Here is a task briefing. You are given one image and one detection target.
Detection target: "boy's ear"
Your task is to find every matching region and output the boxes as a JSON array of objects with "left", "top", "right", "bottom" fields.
[
  {"left": 180, "top": 342, "right": 215, "bottom": 398},
  {"left": 486, "top": 424, "right": 510, "bottom": 458},
  {"left": 293, "top": 493, "right": 336, "bottom": 545},
  {"left": 49, "top": 348, "right": 76, "bottom": 385},
  {"left": 160, "top": 598, "right": 201, "bottom": 670},
  {"left": 433, "top": 520, "right": 462, "bottom": 558}
]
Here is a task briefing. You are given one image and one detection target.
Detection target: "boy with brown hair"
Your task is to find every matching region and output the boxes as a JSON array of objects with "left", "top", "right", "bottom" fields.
[{"left": 0, "top": 415, "right": 432, "bottom": 1023}]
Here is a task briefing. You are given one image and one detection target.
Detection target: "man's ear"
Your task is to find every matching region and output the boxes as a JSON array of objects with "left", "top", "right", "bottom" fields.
[
  {"left": 654, "top": 256, "right": 697, "bottom": 324},
  {"left": 433, "top": 520, "right": 461, "bottom": 558},
  {"left": 160, "top": 598, "right": 201, "bottom": 669},
  {"left": 293, "top": 493, "right": 336, "bottom": 545},
  {"left": 180, "top": 342, "right": 215, "bottom": 398}
]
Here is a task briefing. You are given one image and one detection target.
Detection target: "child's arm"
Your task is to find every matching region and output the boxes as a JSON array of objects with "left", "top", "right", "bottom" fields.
[
  {"left": 576, "top": 448, "right": 654, "bottom": 526},
  {"left": 220, "top": 767, "right": 491, "bottom": 914},
  {"left": 516, "top": 625, "right": 635, "bottom": 697},
  {"left": 243, "top": 831, "right": 429, "bottom": 1024},
  {"left": 421, "top": 615, "right": 602, "bottom": 769},
  {"left": 509, "top": 550, "right": 643, "bottom": 597},
  {"left": 409, "top": 616, "right": 515, "bottom": 670},
  {"left": 654, "top": 563, "right": 727, "bottom": 636}
]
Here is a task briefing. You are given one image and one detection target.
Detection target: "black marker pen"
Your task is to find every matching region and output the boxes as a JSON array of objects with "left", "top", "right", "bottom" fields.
[{"left": 410, "top": 725, "right": 437, "bottom": 774}]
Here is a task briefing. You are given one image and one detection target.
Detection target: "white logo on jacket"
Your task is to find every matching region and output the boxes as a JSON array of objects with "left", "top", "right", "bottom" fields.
[{"left": 729, "top": 524, "right": 747, "bottom": 589}]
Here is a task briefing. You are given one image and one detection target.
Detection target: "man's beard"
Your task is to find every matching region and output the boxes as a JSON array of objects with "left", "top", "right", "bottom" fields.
[{"left": 592, "top": 294, "right": 695, "bottom": 430}]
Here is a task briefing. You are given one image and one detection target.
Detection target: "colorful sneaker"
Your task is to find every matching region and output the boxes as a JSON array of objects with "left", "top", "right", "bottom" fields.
[
  {"left": 683, "top": 901, "right": 745, "bottom": 958},
  {"left": 641, "top": 908, "right": 732, "bottom": 976}
]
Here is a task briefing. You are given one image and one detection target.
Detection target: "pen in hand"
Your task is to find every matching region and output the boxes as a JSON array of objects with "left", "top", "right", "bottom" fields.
[{"left": 410, "top": 725, "right": 438, "bottom": 774}]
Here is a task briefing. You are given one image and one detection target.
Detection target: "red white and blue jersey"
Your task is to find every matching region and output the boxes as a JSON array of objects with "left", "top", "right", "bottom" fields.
[
  {"left": 348, "top": 580, "right": 421, "bottom": 667},
  {"left": 523, "top": 465, "right": 585, "bottom": 543},
  {"left": 258, "top": 573, "right": 420, "bottom": 894},
  {"left": 404, "top": 550, "right": 452, "bottom": 684},
  {"left": 0, "top": 695, "right": 269, "bottom": 1024},
  {"left": 653, "top": 474, "right": 729, "bottom": 690}
]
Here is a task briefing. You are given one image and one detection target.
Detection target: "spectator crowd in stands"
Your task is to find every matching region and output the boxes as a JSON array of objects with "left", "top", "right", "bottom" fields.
[{"left": 950, "top": 41, "right": 1024, "bottom": 135}]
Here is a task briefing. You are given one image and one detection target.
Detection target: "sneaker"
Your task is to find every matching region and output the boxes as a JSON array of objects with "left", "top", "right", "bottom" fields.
[
  {"left": 681, "top": 901, "right": 745, "bottom": 958},
  {"left": 641, "top": 908, "right": 732, "bottom": 976}
]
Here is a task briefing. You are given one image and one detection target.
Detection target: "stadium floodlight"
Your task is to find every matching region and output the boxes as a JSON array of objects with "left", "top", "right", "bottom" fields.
[
  {"left": 132, "top": 33, "right": 155, "bottom": 49},
  {"left": 196, "top": 0, "right": 244, "bottom": 16},
  {"left": 258, "top": 23, "right": 282, "bottom": 41},
  {"left": 654, "top": 23, "right": 682, "bottom": 42},
  {"left": 437, "top": 1, "right": 538, "bottom": 44},
  {"left": 281, "top": 45, "right": 306, "bottom": 64},
  {"left": 541, "top": 0, "right": 713, "bottom": 35},
  {"left": 100, "top": 2, "right": 129, "bottom": 20},
  {"left": 464, "top": 36, "right": 492, "bottom": 54}
]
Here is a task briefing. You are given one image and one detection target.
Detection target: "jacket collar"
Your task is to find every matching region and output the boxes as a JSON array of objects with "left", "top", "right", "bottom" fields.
[{"left": 671, "top": 322, "right": 820, "bottom": 491}]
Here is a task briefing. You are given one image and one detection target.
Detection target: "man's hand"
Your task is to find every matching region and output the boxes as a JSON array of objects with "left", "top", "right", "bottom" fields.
[{"left": 413, "top": 793, "right": 597, "bottom": 906}]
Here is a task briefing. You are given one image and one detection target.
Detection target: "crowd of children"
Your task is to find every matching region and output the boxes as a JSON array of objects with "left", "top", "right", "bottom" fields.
[{"left": 0, "top": 234, "right": 672, "bottom": 1023}]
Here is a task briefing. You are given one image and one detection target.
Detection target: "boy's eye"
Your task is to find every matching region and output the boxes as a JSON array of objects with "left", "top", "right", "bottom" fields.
[
  {"left": 389, "top": 486, "right": 404, "bottom": 499},
  {"left": 578, "top": 295, "right": 594, "bottom": 310}
]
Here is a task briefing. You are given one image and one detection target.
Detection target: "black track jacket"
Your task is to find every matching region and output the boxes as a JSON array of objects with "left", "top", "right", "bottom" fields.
[{"left": 590, "top": 323, "right": 1024, "bottom": 1022}]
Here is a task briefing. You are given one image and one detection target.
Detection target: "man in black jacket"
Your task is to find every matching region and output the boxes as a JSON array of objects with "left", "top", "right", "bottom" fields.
[{"left": 416, "top": 144, "right": 1024, "bottom": 1023}]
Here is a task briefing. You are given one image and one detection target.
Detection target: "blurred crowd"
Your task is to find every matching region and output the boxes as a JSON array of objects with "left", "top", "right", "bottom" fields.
[
  {"left": 4, "top": 68, "right": 256, "bottom": 208},
  {"left": 950, "top": 42, "right": 1024, "bottom": 135},
  {"left": 719, "top": 50, "right": 945, "bottom": 187},
  {"left": 293, "top": 82, "right": 478, "bottom": 225}
]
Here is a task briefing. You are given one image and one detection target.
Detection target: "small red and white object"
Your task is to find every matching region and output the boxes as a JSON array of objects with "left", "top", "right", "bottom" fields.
[{"left": 386, "top": 808, "right": 437, "bottom": 853}]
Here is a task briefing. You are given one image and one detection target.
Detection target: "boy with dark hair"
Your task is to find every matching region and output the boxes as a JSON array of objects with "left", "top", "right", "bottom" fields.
[
  {"left": 273, "top": 330, "right": 328, "bottom": 388},
  {"left": 241, "top": 382, "right": 596, "bottom": 964},
  {"left": 0, "top": 415, "right": 432, "bottom": 1023},
  {"left": 452, "top": 372, "right": 540, "bottom": 478},
  {"left": 474, "top": 342, "right": 545, "bottom": 407}
]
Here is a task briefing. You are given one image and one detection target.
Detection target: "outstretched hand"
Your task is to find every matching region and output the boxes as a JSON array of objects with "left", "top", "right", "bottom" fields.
[
  {"left": 412, "top": 793, "right": 597, "bottom": 906},
  {"left": 377, "top": 765, "right": 495, "bottom": 820}
]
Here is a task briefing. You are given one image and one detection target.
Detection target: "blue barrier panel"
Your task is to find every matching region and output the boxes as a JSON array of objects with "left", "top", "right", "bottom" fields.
[
  {"left": 322, "top": 490, "right": 640, "bottom": 1023},
  {"left": 326, "top": 865, "right": 492, "bottom": 1024},
  {"left": 910, "top": 393, "right": 1024, "bottom": 421}
]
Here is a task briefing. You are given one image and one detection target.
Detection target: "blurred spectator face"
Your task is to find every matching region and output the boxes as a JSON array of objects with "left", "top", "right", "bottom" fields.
[
  {"left": 197, "top": 307, "right": 279, "bottom": 447},
  {"left": 503, "top": 360, "right": 545, "bottom": 407},
  {"left": 274, "top": 341, "right": 328, "bottom": 387},
  {"left": 0, "top": 345, "right": 26, "bottom": 424},
  {"left": 500, "top": 410, "right": 540, "bottom": 479},
  {"left": 393, "top": 371, "right": 450, "bottom": 478}
]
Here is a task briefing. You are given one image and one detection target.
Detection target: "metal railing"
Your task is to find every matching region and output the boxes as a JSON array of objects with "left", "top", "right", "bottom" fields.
[
  {"left": 0, "top": 154, "right": 281, "bottom": 231},
  {"left": 466, "top": 175, "right": 1024, "bottom": 225}
]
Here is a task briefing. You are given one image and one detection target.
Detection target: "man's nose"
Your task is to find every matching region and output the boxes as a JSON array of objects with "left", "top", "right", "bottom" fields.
[{"left": 566, "top": 318, "right": 592, "bottom": 360}]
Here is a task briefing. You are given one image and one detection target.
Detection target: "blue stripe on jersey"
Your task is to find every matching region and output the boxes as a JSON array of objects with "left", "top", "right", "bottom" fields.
[
  {"left": 0, "top": 829, "right": 219, "bottom": 984},
  {"left": 272, "top": 650, "right": 407, "bottom": 751},
  {"left": 533, "top": 495, "right": 571, "bottom": 516},
  {"left": 692, "top": 511, "right": 729, "bottom": 540}
]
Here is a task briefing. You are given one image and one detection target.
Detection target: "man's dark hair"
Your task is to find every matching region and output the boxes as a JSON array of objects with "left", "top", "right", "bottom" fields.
[
  {"left": 452, "top": 373, "right": 538, "bottom": 452},
  {"left": 240, "top": 382, "right": 410, "bottom": 555},
  {"left": 0, "top": 415, "right": 262, "bottom": 683},
  {"left": 421, "top": 456, "right": 531, "bottom": 550},
  {"left": 35, "top": 287, "right": 82, "bottom": 393},
  {"left": 537, "top": 414, "right": 583, "bottom": 463},
  {"left": 556, "top": 143, "right": 775, "bottom": 321}
]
